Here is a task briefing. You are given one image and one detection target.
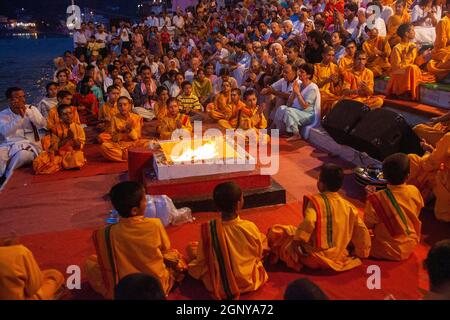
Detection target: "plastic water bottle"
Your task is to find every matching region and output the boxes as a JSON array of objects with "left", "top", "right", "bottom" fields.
[{"left": 105, "top": 209, "right": 119, "bottom": 224}]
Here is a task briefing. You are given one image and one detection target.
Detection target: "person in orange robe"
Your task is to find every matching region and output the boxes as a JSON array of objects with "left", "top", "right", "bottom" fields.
[
  {"left": 207, "top": 80, "right": 232, "bottom": 122},
  {"left": 158, "top": 97, "right": 193, "bottom": 140},
  {"left": 413, "top": 111, "right": 450, "bottom": 147},
  {"left": 97, "top": 85, "right": 120, "bottom": 143},
  {"left": 85, "top": 181, "right": 186, "bottom": 299},
  {"left": 100, "top": 96, "right": 149, "bottom": 162},
  {"left": 386, "top": 0, "right": 411, "bottom": 48},
  {"left": 218, "top": 88, "right": 246, "bottom": 129},
  {"left": 339, "top": 51, "right": 384, "bottom": 109},
  {"left": 338, "top": 39, "right": 357, "bottom": 73},
  {"left": 33, "top": 104, "right": 86, "bottom": 174},
  {"left": 47, "top": 90, "right": 80, "bottom": 135},
  {"left": 408, "top": 133, "right": 450, "bottom": 222},
  {"left": 267, "top": 164, "right": 371, "bottom": 272},
  {"left": 313, "top": 47, "right": 341, "bottom": 115},
  {"left": 153, "top": 85, "right": 170, "bottom": 121},
  {"left": 387, "top": 23, "right": 436, "bottom": 100},
  {"left": 427, "top": 11, "right": 450, "bottom": 81},
  {"left": 363, "top": 27, "right": 392, "bottom": 78},
  {"left": 187, "top": 182, "right": 268, "bottom": 300},
  {"left": 0, "top": 235, "right": 65, "bottom": 300},
  {"left": 364, "top": 153, "right": 424, "bottom": 261}
]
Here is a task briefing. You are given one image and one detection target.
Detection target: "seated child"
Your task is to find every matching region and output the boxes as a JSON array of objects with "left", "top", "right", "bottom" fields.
[
  {"left": 158, "top": 98, "right": 193, "bottom": 140},
  {"left": 37, "top": 82, "right": 58, "bottom": 119},
  {"left": 267, "top": 164, "right": 371, "bottom": 272},
  {"left": 97, "top": 85, "right": 120, "bottom": 142},
  {"left": 33, "top": 104, "right": 86, "bottom": 174},
  {"left": 0, "top": 234, "right": 65, "bottom": 300},
  {"left": 177, "top": 81, "right": 204, "bottom": 122},
  {"left": 100, "top": 96, "right": 149, "bottom": 162},
  {"left": 114, "top": 273, "right": 166, "bottom": 300},
  {"left": 207, "top": 80, "right": 232, "bottom": 122},
  {"left": 47, "top": 90, "right": 81, "bottom": 134},
  {"left": 188, "top": 182, "right": 269, "bottom": 300},
  {"left": 364, "top": 153, "right": 423, "bottom": 261},
  {"left": 85, "top": 181, "right": 186, "bottom": 299},
  {"left": 217, "top": 88, "right": 246, "bottom": 129}
]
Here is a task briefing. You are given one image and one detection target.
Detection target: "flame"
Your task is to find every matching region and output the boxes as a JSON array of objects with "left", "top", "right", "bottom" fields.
[{"left": 170, "top": 141, "right": 219, "bottom": 162}]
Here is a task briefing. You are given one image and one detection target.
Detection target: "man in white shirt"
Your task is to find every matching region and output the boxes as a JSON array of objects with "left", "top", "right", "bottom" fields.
[
  {"left": 356, "top": 3, "right": 387, "bottom": 42},
  {"left": 0, "top": 87, "right": 47, "bottom": 189},
  {"left": 172, "top": 12, "right": 185, "bottom": 30},
  {"left": 73, "top": 22, "right": 88, "bottom": 57},
  {"left": 340, "top": 2, "right": 360, "bottom": 39},
  {"left": 209, "top": 40, "right": 230, "bottom": 75},
  {"left": 118, "top": 22, "right": 131, "bottom": 50},
  {"left": 95, "top": 24, "right": 109, "bottom": 57},
  {"left": 260, "top": 63, "right": 301, "bottom": 119}
]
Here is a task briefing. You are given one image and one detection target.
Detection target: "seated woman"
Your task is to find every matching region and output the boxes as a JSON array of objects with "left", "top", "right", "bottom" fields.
[
  {"left": 273, "top": 63, "right": 321, "bottom": 142},
  {"left": 37, "top": 82, "right": 58, "bottom": 120},
  {"left": 56, "top": 69, "right": 76, "bottom": 94},
  {"left": 72, "top": 83, "right": 99, "bottom": 125},
  {"left": 123, "top": 71, "right": 137, "bottom": 97},
  {"left": 78, "top": 76, "right": 104, "bottom": 108},
  {"left": 207, "top": 80, "right": 232, "bottom": 123}
]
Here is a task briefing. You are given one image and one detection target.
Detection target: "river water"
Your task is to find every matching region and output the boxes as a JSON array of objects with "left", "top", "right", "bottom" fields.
[{"left": 0, "top": 34, "right": 72, "bottom": 110}]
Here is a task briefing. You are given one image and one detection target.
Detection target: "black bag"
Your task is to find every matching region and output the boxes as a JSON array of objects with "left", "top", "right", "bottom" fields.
[
  {"left": 349, "top": 108, "right": 424, "bottom": 161},
  {"left": 322, "top": 99, "right": 370, "bottom": 145}
]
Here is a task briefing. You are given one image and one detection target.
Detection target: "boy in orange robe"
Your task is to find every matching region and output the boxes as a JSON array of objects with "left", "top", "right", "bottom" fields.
[
  {"left": 97, "top": 85, "right": 120, "bottom": 142},
  {"left": 85, "top": 181, "right": 186, "bottom": 299},
  {"left": 364, "top": 153, "right": 423, "bottom": 261},
  {"left": 267, "top": 164, "right": 371, "bottom": 272},
  {"left": 187, "top": 182, "right": 268, "bottom": 300},
  {"left": 387, "top": 23, "right": 435, "bottom": 100},
  {"left": 0, "top": 235, "right": 65, "bottom": 300},
  {"left": 158, "top": 97, "right": 193, "bottom": 140},
  {"left": 363, "top": 27, "right": 391, "bottom": 78},
  {"left": 33, "top": 104, "right": 86, "bottom": 174},
  {"left": 47, "top": 90, "right": 80, "bottom": 135},
  {"left": 100, "top": 96, "right": 149, "bottom": 162},
  {"left": 340, "top": 51, "right": 384, "bottom": 109}
]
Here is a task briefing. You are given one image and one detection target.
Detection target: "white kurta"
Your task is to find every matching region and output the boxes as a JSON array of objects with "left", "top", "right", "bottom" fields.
[{"left": 0, "top": 106, "right": 46, "bottom": 187}]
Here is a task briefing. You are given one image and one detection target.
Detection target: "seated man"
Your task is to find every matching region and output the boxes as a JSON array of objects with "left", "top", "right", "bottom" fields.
[
  {"left": 413, "top": 111, "right": 450, "bottom": 147},
  {"left": 312, "top": 47, "right": 341, "bottom": 116},
  {"left": 0, "top": 87, "right": 47, "bottom": 189},
  {"left": 97, "top": 85, "right": 120, "bottom": 143},
  {"left": 364, "top": 153, "right": 423, "bottom": 261},
  {"left": 362, "top": 26, "right": 391, "bottom": 78},
  {"left": 408, "top": 133, "right": 450, "bottom": 222},
  {"left": 217, "top": 88, "right": 246, "bottom": 129},
  {"left": 188, "top": 182, "right": 268, "bottom": 300},
  {"left": 339, "top": 50, "right": 384, "bottom": 109},
  {"left": 338, "top": 39, "right": 357, "bottom": 73},
  {"left": 158, "top": 98, "right": 192, "bottom": 140},
  {"left": 427, "top": 10, "right": 450, "bottom": 82},
  {"left": 47, "top": 90, "right": 81, "bottom": 135},
  {"left": 100, "top": 96, "right": 149, "bottom": 162},
  {"left": 177, "top": 81, "right": 204, "bottom": 122},
  {"left": 131, "top": 65, "right": 157, "bottom": 120},
  {"left": 33, "top": 104, "right": 86, "bottom": 174},
  {"left": 207, "top": 80, "right": 232, "bottom": 123},
  {"left": 260, "top": 63, "right": 300, "bottom": 120},
  {"left": 387, "top": 23, "right": 435, "bottom": 100},
  {"left": 273, "top": 63, "right": 321, "bottom": 141},
  {"left": 85, "top": 181, "right": 186, "bottom": 299},
  {"left": 0, "top": 235, "right": 65, "bottom": 299},
  {"left": 423, "top": 239, "right": 450, "bottom": 300},
  {"left": 267, "top": 164, "right": 371, "bottom": 272}
]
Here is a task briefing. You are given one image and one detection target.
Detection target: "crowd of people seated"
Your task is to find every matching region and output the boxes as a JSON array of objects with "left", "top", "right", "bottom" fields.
[{"left": 0, "top": 0, "right": 449, "bottom": 300}]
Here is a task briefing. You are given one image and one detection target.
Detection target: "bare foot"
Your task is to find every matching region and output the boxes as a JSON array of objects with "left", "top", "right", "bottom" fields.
[{"left": 286, "top": 133, "right": 302, "bottom": 142}]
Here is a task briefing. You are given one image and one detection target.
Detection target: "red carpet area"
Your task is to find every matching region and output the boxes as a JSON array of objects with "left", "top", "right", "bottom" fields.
[{"left": 1, "top": 138, "right": 449, "bottom": 300}]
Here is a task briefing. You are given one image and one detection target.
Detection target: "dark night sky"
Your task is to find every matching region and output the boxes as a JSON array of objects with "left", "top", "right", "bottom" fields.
[{"left": 0, "top": 0, "right": 142, "bottom": 18}]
